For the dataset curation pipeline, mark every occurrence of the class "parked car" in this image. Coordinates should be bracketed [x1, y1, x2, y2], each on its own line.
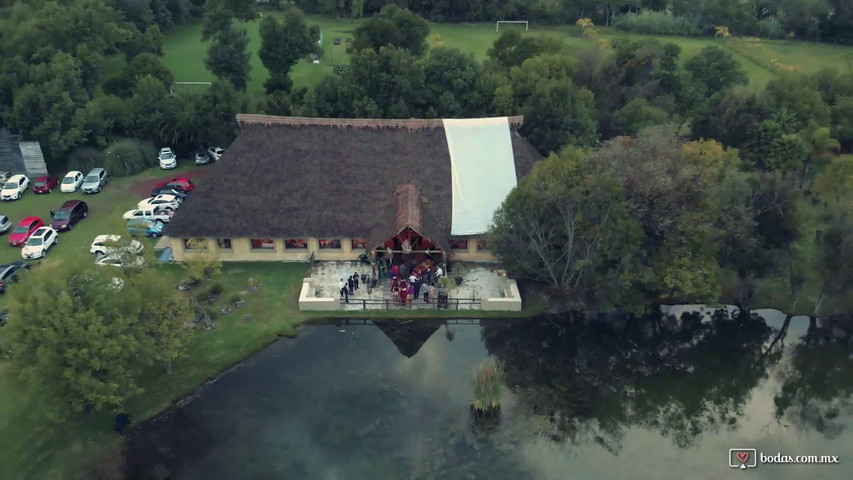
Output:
[122, 206, 175, 223]
[193, 150, 208, 165]
[61, 171, 84, 193]
[0, 171, 11, 183]
[158, 147, 177, 169]
[0, 262, 30, 294]
[138, 194, 181, 211]
[32, 175, 60, 194]
[0, 309, 7, 326]
[95, 253, 145, 269]
[90, 235, 144, 256]
[0, 215, 11, 234]
[206, 146, 225, 163]
[50, 199, 88, 231]
[8, 217, 44, 247]
[127, 218, 165, 237]
[81, 168, 109, 194]
[1, 174, 29, 201]
[153, 177, 194, 193]
[151, 186, 190, 199]
[21, 226, 58, 259]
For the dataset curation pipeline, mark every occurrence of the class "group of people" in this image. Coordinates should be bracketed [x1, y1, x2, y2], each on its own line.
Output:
[338, 271, 373, 303]
[389, 262, 443, 306]
[338, 260, 445, 307]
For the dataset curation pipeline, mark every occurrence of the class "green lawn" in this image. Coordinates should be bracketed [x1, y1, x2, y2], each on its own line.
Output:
[161, 15, 853, 99]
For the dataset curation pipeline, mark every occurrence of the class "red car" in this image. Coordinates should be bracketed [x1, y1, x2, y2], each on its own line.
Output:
[154, 177, 195, 192]
[32, 175, 60, 194]
[9, 217, 44, 247]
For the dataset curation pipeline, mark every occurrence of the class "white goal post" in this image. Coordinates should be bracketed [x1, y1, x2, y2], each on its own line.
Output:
[496, 20, 529, 32]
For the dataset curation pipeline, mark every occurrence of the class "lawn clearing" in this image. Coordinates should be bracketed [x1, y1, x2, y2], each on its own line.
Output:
[161, 15, 853, 100]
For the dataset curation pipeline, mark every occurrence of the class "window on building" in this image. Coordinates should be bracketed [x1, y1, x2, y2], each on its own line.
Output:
[217, 238, 232, 250]
[251, 238, 275, 250]
[449, 238, 468, 250]
[477, 238, 489, 251]
[285, 238, 308, 249]
[351, 238, 368, 249]
[319, 238, 341, 249]
[184, 238, 205, 250]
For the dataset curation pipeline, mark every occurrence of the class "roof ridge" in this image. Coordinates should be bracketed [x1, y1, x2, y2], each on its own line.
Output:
[236, 115, 525, 130]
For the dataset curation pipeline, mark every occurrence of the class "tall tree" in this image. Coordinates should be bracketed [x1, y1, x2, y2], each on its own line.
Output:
[204, 22, 251, 91]
[423, 47, 483, 117]
[685, 46, 748, 96]
[491, 148, 639, 299]
[258, 8, 318, 93]
[202, 0, 256, 40]
[349, 5, 429, 56]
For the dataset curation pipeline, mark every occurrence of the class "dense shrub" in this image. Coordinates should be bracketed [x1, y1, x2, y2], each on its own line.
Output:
[67, 147, 106, 173]
[103, 139, 156, 177]
[757, 19, 785, 39]
[612, 11, 700, 36]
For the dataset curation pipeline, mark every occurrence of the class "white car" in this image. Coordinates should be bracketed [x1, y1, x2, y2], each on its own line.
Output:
[90, 235, 144, 256]
[1, 174, 29, 201]
[205, 147, 225, 163]
[60, 171, 84, 193]
[21, 227, 58, 259]
[158, 147, 177, 169]
[122, 207, 175, 223]
[137, 194, 181, 211]
[95, 254, 145, 269]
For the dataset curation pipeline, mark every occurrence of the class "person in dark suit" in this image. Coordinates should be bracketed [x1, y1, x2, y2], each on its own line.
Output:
[347, 276, 354, 295]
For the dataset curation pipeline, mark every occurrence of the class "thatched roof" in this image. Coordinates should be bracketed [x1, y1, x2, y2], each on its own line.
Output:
[364, 183, 449, 251]
[166, 116, 541, 244]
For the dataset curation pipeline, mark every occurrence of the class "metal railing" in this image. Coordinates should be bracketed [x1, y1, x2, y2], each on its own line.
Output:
[340, 296, 481, 310]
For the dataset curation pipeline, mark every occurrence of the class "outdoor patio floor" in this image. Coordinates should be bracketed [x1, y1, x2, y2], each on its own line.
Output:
[309, 261, 509, 311]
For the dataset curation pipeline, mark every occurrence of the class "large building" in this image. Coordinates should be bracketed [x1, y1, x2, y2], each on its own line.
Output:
[165, 115, 541, 262]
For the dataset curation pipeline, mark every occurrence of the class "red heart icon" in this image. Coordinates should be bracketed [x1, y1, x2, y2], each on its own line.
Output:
[736, 452, 749, 464]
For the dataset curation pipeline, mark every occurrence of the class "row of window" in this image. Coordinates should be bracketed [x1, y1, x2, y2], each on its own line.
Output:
[184, 238, 488, 251]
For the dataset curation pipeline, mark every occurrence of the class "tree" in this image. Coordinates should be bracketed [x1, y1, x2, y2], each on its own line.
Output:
[349, 5, 429, 56]
[423, 47, 482, 117]
[258, 8, 318, 92]
[812, 209, 853, 316]
[491, 148, 638, 299]
[161, 80, 246, 145]
[611, 98, 670, 136]
[128, 74, 171, 140]
[202, 0, 256, 40]
[6, 265, 148, 418]
[204, 22, 251, 91]
[135, 269, 192, 375]
[329, 46, 427, 118]
[685, 46, 748, 96]
[486, 30, 562, 71]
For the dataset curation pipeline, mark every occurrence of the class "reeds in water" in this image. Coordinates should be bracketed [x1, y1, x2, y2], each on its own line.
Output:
[471, 359, 505, 415]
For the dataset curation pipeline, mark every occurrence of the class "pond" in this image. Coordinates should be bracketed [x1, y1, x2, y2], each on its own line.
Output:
[125, 309, 852, 479]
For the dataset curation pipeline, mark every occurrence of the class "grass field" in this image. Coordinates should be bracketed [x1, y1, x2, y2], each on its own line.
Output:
[160, 14, 853, 99]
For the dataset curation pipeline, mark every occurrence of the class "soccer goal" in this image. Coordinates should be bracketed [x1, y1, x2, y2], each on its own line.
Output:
[496, 20, 529, 32]
[170, 81, 212, 97]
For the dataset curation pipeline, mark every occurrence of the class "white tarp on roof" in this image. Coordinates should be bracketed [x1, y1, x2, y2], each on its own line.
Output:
[443, 117, 517, 235]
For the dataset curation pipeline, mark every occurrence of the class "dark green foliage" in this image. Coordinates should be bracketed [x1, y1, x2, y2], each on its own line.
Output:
[104, 138, 157, 176]
[423, 47, 483, 117]
[208, 282, 225, 297]
[202, 0, 256, 41]
[258, 8, 318, 81]
[204, 22, 251, 91]
[350, 5, 429, 56]
[685, 46, 748, 96]
[486, 30, 562, 70]
[613, 10, 701, 36]
[611, 98, 670, 136]
[68, 146, 106, 173]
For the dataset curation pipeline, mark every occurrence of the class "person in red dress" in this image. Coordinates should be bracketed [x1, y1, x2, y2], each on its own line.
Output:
[399, 280, 408, 305]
